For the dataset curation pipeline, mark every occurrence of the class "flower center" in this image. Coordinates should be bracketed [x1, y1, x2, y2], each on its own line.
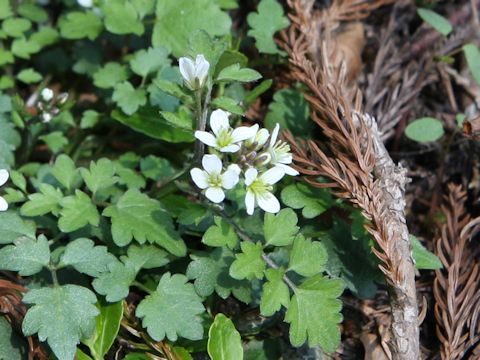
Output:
[270, 141, 291, 163]
[216, 128, 234, 148]
[207, 173, 223, 188]
[247, 179, 272, 196]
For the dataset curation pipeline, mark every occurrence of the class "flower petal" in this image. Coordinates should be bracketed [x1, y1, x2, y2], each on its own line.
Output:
[247, 124, 259, 141]
[277, 163, 299, 176]
[0, 196, 8, 211]
[210, 109, 230, 136]
[269, 123, 280, 147]
[179, 57, 195, 85]
[227, 164, 241, 176]
[231, 126, 257, 143]
[245, 168, 258, 186]
[190, 168, 209, 189]
[257, 192, 280, 214]
[259, 167, 285, 185]
[0, 169, 9, 187]
[205, 187, 225, 203]
[194, 131, 217, 147]
[219, 144, 240, 153]
[202, 154, 222, 174]
[245, 190, 255, 215]
[195, 55, 210, 83]
[256, 128, 270, 148]
[221, 170, 239, 189]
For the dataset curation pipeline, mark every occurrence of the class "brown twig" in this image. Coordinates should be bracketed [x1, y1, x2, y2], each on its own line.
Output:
[433, 184, 480, 359]
[278, 1, 420, 358]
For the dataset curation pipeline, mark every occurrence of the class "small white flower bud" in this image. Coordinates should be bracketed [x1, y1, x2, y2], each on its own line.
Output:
[41, 88, 54, 102]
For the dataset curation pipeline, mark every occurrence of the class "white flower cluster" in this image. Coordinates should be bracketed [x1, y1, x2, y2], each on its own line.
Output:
[190, 109, 298, 215]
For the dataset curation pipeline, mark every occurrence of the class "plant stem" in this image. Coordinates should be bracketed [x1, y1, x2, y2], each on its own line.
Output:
[133, 281, 153, 295]
[194, 89, 204, 163]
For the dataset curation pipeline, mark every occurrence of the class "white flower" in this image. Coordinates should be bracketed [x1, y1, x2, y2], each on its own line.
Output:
[41, 113, 52, 123]
[41, 88, 54, 102]
[245, 124, 269, 150]
[179, 54, 210, 90]
[190, 154, 239, 203]
[0, 169, 9, 211]
[77, 0, 93, 7]
[268, 123, 299, 176]
[244, 167, 284, 215]
[195, 109, 256, 153]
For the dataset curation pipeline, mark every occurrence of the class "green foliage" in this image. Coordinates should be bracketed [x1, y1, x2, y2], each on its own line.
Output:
[60, 238, 116, 277]
[281, 183, 332, 218]
[405, 117, 445, 143]
[59, 190, 100, 232]
[0, 235, 50, 276]
[80, 158, 119, 195]
[136, 273, 205, 341]
[208, 314, 244, 360]
[39, 131, 68, 153]
[130, 47, 170, 78]
[260, 268, 290, 316]
[202, 216, 239, 248]
[0, 211, 36, 244]
[103, 0, 144, 36]
[153, 0, 231, 57]
[247, 0, 289, 55]
[93, 63, 129, 89]
[288, 235, 327, 277]
[103, 189, 186, 256]
[20, 184, 63, 216]
[112, 82, 147, 115]
[59, 12, 103, 40]
[22, 285, 99, 360]
[83, 301, 123, 360]
[264, 208, 299, 246]
[410, 235, 443, 270]
[230, 242, 266, 280]
[52, 154, 82, 191]
[0, 316, 26, 360]
[17, 68, 41, 83]
[417, 8, 452, 36]
[463, 43, 480, 86]
[285, 276, 344, 352]
[92, 260, 137, 302]
[217, 64, 262, 83]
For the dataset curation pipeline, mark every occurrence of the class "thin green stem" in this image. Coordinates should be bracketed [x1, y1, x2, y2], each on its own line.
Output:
[133, 281, 154, 295]
[50, 268, 59, 287]
[194, 89, 204, 163]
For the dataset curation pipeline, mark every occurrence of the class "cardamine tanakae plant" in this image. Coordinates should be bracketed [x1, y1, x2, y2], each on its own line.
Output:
[0, 1, 444, 359]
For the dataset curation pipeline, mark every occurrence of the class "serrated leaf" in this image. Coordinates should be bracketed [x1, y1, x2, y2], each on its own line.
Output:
[112, 82, 147, 115]
[59, 11, 103, 40]
[281, 183, 332, 218]
[80, 158, 118, 195]
[130, 47, 170, 78]
[186, 247, 251, 302]
[92, 260, 137, 302]
[264, 88, 313, 137]
[207, 314, 243, 360]
[264, 208, 298, 246]
[285, 275, 344, 352]
[140, 155, 175, 180]
[247, 0, 289, 54]
[17, 3, 48, 22]
[30, 27, 59, 47]
[152, 0, 231, 57]
[136, 273, 205, 341]
[203, 216, 239, 248]
[111, 107, 194, 143]
[0, 48, 14, 66]
[22, 285, 99, 360]
[405, 117, 444, 143]
[260, 268, 290, 316]
[126, 244, 170, 270]
[463, 43, 480, 86]
[84, 301, 123, 360]
[217, 64, 262, 83]
[60, 238, 117, 277]
[417, 8, 452, 36]
[322, 220, 381, 299]
[0, 211, 36, 244]
[0, 235, 50, 276]
[39, 131, 68, 153]
[187, 30, 228, 73]
[11, 37, 40, 59]
[410, 235, 443, 270]
[20, 183, 63, 217]
[288, 234, 327, 277]
[230, 242, 265, 280]
[80, 110, 100, 129]
[103, 0, 144, 35]
[59, 190, 100, 232]
[93, 63, 129, 89]
[103, 189, 186, 256]
[0, 0, 13, 19]
[114, 162, 146, 189]
[52, 154, 82, 191]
